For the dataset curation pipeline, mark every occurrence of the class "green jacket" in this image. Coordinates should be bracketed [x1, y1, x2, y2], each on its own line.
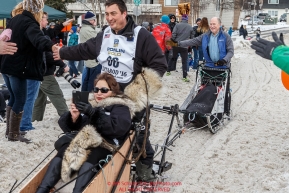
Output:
[272, 45, 289, 74]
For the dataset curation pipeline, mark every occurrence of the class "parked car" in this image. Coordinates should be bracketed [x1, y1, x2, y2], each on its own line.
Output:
[280, 13, 287, 22]
[257, 13, 270, 21]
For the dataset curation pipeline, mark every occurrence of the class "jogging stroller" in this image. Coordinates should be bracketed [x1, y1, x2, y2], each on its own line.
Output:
[180, 64, 232, 133]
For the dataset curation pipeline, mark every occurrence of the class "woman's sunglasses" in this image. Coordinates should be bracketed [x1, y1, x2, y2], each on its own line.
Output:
[93, 87, 110, 93]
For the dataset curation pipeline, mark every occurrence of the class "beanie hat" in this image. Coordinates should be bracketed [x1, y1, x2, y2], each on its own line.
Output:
[141, 22, 149, 29]
[196, 18, 201, 23]
[85, 11, 96, 21]
[71, 26, 77, 33]
[182, 14, 189, 21]
[23, 0, 44, 13]
[161, 15, 170, 24]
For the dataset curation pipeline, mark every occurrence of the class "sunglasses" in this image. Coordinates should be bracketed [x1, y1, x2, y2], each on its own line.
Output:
[93, 87, 111, 93]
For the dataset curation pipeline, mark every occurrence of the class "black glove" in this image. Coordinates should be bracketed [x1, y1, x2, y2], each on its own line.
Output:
[70, 80, 81, 89]
[55, 67, 65, 77]
[279, 33, 285, 45]
[251, 32, 284, 60]
[75, 102, 95, 117]
[215, 59, 226, 66]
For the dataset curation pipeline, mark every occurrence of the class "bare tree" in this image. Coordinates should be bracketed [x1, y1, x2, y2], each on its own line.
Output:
[88, 0, 104, 27]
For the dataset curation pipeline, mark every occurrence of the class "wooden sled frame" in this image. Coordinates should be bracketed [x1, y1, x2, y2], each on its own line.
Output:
[19, 130, 135, 193]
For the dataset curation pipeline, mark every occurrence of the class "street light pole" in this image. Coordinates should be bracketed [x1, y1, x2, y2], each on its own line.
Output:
[134, 0, 141, 24]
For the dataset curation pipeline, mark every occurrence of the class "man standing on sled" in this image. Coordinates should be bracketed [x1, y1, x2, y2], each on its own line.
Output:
[53, 0, 167, 188]
[167, 17, 234, 115]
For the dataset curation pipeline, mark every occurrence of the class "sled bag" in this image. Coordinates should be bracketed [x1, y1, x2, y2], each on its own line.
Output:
[186, 83, 217, 115]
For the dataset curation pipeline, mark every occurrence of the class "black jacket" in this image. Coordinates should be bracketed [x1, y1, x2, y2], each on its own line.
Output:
[59, 15, 167, 90]
[58, 103, 131, 145]
[0, 10, 53, 81]
[168, 22, 176, 32]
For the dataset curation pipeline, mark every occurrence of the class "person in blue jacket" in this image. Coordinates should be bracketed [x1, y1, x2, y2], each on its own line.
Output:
[228, 27, 234, 37]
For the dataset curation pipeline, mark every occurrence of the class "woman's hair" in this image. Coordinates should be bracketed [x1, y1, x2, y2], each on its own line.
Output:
[197, 17, 209, 33]
[11, 2, 43, 23]
[12, 2, 24, 17]
[94, 73, 122, 95]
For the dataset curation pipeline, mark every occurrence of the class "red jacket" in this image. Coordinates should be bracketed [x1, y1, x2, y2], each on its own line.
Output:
[152, 23, 172, 53]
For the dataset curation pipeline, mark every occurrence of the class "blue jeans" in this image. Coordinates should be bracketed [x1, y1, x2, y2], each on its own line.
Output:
[81, 64, 102, 92]
[2, 74, 27, 113]
[68, 60, 79, 76]
[192, 47, 198, 69]
[77, 60, 84, 73]
[20, 79, 40, 131]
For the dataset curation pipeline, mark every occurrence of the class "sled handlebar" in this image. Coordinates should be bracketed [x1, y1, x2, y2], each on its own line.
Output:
[149, 104, 171, 111]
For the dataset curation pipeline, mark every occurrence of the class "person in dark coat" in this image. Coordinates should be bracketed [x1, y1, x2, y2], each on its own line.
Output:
[239, 25, 247, 39]
[36, 69, 162, 192]
[0, 1, 54, 142]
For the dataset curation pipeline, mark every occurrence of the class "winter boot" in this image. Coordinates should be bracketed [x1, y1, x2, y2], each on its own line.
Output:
[36, 157, 62, 193]
[72, 162, 97, 193]
[8, 110, 30, 143]
[5, 106, 26, 138]
[136, 161, 156, 182]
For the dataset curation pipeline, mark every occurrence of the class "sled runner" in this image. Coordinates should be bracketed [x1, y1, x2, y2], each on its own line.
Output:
[180, 65, 232, 133]
[19, 130, 135, 193]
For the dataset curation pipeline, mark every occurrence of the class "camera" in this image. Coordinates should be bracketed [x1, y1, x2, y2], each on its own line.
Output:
[55, 67, 81, 89]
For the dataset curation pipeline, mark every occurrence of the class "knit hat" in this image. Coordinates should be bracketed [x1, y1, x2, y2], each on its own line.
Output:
[71, 26, 77, 33]
[85, 11, 96, 21]
[196, 18, 201, 23]
[23, 0, 44, 13]
[182, 14, 189, 21]
[141, 22, 149, 29]
[161, 15, 170, 24]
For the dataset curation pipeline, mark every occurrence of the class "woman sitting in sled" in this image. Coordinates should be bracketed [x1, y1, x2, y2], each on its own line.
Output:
[36, 73, 134, 193]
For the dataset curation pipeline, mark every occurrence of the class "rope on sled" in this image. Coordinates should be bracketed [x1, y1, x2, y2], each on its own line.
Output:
[9, 149, 56, 193]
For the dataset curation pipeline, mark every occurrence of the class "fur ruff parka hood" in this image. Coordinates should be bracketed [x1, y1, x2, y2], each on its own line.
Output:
[61, 67, 163, 182]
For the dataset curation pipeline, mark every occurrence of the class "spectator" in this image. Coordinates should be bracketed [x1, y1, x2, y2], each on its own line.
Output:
[228, 26, 234, 37]
[1, 0, 55, 142]
[141, 22, 150, 32]
[255, 27, 261, 40]
[166, 14, 194, 82]
[152, 15, 172, 55]
[32, 11, 69, 122]
[67, 26, 80, 78]
[80, 11, 102, 92]
[168, 14, 177, 32]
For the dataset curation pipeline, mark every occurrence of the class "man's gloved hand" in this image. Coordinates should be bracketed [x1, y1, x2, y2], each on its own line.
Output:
[76, 102, 95, 117]
[251, 32, 284, 60]
[70, 80, 81, 89]
[166, 40, 178, 47]
[215, 59, 226, 66]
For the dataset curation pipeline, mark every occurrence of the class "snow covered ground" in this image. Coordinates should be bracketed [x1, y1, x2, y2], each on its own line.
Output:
[1, 25, 289, 193]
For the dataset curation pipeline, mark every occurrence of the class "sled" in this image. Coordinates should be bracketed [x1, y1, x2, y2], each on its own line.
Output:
[19, 130, 135, 193]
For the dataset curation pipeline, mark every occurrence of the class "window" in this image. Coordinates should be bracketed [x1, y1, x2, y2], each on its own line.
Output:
[268, 0, 279, 4]
[268, 10, 278, 16]
[165, 0, 178, 6]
